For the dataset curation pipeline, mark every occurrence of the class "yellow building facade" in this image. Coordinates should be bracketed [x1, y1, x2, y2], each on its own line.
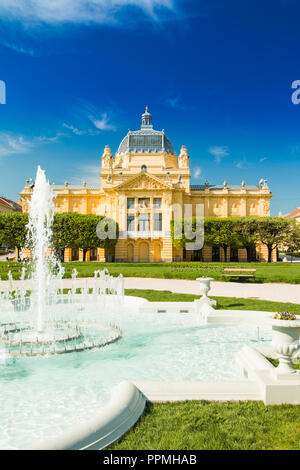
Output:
[21, 108, 273, 262]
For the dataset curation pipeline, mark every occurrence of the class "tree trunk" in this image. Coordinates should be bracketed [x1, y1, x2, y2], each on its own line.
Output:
[268, 245, 272, 263]
[223, 245, 228, 262]
[246, 246, 251, 262]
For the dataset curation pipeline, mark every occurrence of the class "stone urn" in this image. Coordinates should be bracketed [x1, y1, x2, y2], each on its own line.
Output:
[271, 317, 300, 375]
[195, 277, 216, 316]
[196, 277, 214, 300]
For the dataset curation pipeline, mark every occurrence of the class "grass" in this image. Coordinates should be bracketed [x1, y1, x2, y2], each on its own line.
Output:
[1, 260, 300, 283]
[3, 285, 300, 449]
[109, 401, 300, 450]
[125, 289, 300, 314]
[110, 290, 300, 450]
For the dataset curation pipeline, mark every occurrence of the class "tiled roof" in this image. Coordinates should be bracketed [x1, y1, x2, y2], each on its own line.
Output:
[0, 196, 22, 211]
[285, 208, 300, 218]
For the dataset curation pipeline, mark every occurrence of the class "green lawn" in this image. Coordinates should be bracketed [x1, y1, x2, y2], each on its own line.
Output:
[125, 289, 300, 313]
[110, 290, 300, 450]
[109, 401, 300, 450]
[1, 260, 300, 283]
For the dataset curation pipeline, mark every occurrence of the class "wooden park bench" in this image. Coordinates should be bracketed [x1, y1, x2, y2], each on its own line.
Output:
[222, 268, 256, 280]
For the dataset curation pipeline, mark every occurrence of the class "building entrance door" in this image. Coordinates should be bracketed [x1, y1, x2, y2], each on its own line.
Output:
[154, 243, 161, 262]
[139, 242, 149, 262]
[128, 244, 134, 262]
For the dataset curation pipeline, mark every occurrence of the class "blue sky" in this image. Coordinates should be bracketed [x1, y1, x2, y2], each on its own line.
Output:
[0, 0, 300, 215]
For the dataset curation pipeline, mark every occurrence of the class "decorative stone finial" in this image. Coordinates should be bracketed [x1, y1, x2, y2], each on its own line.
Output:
[241, 181, 245, 188]
[65, 181, 69, 187]
[205, 180, 209, 187]
[141, 106, 153, 128]
[83, 181, 87, 188]
[102, 145, 113, 168]
[223, 180, 227, 189]
[179, 145, 189, 169]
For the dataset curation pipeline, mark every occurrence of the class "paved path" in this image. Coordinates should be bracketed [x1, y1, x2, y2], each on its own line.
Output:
[123, 278, 300, 304]
[1, 277, 300, 304]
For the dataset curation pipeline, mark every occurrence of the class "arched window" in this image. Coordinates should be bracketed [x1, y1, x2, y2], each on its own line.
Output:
[141, 164, 147, 172]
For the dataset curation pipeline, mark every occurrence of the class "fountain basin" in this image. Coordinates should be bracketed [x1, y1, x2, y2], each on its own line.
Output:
[0, 295, 277, 450]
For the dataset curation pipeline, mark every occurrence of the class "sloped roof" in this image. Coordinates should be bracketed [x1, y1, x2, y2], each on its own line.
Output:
[285, 207, 300, 218]
[0, 196, 22, 211]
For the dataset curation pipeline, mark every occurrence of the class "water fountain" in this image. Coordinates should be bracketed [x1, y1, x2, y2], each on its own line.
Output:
[0, 166, 123, 359]
[1, 167, 299, 450]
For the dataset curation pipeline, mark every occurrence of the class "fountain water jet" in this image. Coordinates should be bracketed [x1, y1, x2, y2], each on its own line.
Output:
[0, 166, 124, 358]
[27, 166, 55, 333]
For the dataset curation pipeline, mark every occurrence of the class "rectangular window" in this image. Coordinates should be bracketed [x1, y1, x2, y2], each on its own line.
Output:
[127, 198, 135, 209]
[153, 198, 161, 209]
[138, 213, 150, 231]
[154, 213, 162, 231]
[127, 214, 135, 231]
[138, 198, 150, 209]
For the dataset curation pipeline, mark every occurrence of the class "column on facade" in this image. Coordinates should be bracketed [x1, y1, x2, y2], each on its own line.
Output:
[241, 197, 247, 216]
[203, 245, 212, 262]
[223, 196, 228, 217]
[64, 248, 72, 262]
[97, 247, 106, 262]
[238, 248, 248, 262]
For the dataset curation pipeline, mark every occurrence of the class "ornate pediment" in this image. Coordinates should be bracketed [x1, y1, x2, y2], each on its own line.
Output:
[114, 172, 173, 191]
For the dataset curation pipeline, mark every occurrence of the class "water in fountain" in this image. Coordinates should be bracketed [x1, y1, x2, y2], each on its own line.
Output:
[0, 166, 124, 358]
[27, 166, 56, 334]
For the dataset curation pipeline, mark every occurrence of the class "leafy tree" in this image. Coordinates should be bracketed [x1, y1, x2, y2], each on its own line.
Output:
[51, 213, 79, 261]
[255, 217, 292, 263]
[171, 216, 239, 261]
[234, 217, 260, 262]
[0, 212, 29, 258]
[204, 217, 240, 262]
[52, 213, 119, 262]
[282, 220, 300, 262]
[170, 217, 204, 250]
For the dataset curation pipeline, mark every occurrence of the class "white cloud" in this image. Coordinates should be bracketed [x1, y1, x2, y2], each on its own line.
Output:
[63, 123, 86, 135]
[165, 96, 181, 108]
[193, 167, 201, 179]
[90, 113, 116, 131]
[0, 131, 62, 157]
[0, 0, 174, 25]
[0, 133, 32, 157]
[2, 41, 36, 56]
[36, 132, 65, 142]
[70, 163, 101, 185]
[208, 146, 229, 164]
[236, 157, 249, 169]
[259, 156, 267, 163]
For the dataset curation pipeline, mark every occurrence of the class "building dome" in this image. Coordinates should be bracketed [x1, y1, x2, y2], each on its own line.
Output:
[116, 107, 176, 156]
